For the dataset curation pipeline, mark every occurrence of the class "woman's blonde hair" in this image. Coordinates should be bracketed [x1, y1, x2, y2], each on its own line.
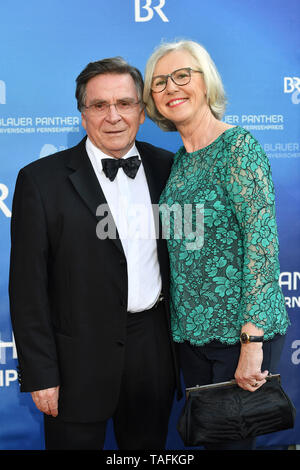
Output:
[143, 40, 227, 131]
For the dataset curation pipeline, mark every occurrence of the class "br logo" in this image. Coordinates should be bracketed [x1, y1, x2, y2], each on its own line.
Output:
[0, 184, 11, 218]
[0, 80, 6, 104]
[39, 144, 66, 158]
[135, 0, 169, 22]
[40, 144, 58, 158]
[284, 77, 300, 104]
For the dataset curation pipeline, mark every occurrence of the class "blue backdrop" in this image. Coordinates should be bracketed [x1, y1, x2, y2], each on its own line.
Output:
[0, 0, 299, 450]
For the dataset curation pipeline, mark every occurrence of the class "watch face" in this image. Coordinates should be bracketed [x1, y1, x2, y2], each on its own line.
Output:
[240, 333, 249, 343]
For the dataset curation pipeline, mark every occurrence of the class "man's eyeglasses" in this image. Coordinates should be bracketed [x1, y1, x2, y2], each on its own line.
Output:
[151, 67, 203, 93]
[83, 99, 142, 115]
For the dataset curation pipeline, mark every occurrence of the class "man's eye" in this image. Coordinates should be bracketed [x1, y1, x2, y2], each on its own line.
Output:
[94, 103, 106, 110]
[118, 101, 131, 109]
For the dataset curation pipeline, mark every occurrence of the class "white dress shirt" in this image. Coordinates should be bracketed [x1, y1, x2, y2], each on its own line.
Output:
[86, 137, 162, 312]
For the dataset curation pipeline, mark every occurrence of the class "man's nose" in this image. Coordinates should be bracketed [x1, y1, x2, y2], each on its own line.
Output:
[105, 104, 122, 122]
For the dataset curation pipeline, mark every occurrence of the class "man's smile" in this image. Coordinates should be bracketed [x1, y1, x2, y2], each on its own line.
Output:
[104, 129, 126, 134]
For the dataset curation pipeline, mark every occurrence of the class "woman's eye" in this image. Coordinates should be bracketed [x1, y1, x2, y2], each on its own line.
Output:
[154, 79, 166, 87]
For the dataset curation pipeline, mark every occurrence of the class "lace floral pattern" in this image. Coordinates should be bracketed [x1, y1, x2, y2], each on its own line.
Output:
[159, 126, 289, 345]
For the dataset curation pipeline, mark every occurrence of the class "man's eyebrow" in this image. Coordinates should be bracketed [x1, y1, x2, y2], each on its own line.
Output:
[88, 97, 136, 104]
[88, 98, 107, 105]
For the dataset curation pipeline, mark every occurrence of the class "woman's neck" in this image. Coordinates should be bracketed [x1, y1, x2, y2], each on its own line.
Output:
[177, 108, 233, 153]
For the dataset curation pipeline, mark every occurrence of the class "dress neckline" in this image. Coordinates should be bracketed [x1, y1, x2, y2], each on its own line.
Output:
[180, 125, 242, 156]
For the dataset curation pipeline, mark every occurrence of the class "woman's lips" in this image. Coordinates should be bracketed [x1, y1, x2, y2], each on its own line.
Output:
[167, 98, 188, 108]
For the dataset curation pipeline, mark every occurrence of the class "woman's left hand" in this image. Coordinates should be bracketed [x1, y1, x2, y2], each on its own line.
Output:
[234, 342, 269, 392]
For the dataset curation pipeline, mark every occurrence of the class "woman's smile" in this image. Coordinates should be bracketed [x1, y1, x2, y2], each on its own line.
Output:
[166, 98, 188, 107]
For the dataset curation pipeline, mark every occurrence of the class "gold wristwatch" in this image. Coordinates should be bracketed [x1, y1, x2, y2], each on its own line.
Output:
[240, 332, 264, 344]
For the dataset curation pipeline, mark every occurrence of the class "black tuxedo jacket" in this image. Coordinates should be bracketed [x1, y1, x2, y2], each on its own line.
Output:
[9, 137, 179, 422]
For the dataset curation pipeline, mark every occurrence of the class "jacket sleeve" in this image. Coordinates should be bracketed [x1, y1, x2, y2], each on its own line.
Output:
[9, 168, 60, 392]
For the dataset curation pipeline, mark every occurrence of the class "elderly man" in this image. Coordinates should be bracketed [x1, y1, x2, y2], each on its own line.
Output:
[9, 57, 179, 450]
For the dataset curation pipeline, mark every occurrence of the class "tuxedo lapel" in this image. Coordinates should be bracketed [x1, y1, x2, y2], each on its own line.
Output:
[65, 139, 169, 258]
[136, 141, 166, 264]
[66, 138, 124, 254]
[136, 141, 161, 206]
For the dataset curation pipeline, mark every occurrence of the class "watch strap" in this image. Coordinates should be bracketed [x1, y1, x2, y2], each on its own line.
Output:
[240, 333, 264, 344]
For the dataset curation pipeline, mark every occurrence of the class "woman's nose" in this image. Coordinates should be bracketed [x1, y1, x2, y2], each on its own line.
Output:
[165, 76, 180, 93]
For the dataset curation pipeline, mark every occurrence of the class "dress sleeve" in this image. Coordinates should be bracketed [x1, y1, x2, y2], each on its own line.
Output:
[225, 130, 288, 335]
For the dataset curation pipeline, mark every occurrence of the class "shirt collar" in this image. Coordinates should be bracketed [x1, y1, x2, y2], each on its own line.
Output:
[86, 137, 140, 162]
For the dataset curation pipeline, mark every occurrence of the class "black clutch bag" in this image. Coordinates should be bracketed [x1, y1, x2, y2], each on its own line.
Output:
[177, 374, 296, 446]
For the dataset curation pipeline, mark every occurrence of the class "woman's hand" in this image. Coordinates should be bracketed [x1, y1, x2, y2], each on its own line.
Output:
[234, 342, 268, 391]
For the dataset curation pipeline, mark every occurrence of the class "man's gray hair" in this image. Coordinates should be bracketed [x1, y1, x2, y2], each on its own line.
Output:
[75, 57, 144, 112]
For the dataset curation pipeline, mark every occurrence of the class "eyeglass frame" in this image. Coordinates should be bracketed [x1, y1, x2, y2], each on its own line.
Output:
[83, 99, 143, 115]
[151, 67, 203, 93]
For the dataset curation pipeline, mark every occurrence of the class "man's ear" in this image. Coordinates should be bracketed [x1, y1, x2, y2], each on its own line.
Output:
[139, 108, 146, 125]
[81, 112, 87, 131]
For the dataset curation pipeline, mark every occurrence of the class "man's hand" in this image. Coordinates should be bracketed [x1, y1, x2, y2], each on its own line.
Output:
[31, 386, 60, 417]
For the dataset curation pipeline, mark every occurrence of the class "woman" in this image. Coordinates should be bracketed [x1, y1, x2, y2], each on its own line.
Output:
[143, 40, 290, 450]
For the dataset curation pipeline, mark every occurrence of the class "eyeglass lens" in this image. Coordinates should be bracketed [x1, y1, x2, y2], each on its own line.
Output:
[152, 68, 192, 92]
[86, 100, 140, 114]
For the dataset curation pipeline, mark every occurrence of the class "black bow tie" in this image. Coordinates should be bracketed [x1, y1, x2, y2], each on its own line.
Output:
[101, 155, 141, 181]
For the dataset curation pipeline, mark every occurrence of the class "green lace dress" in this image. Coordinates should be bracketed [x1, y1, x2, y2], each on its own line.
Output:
[159, 126, 290, 346]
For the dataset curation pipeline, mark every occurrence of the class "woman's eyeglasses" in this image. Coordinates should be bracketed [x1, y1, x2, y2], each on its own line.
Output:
[151, 67, 203, 93]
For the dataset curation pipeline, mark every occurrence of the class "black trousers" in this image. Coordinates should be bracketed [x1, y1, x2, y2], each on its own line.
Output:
[179, 334, 286, 450]
[44, 301, 175, 450]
